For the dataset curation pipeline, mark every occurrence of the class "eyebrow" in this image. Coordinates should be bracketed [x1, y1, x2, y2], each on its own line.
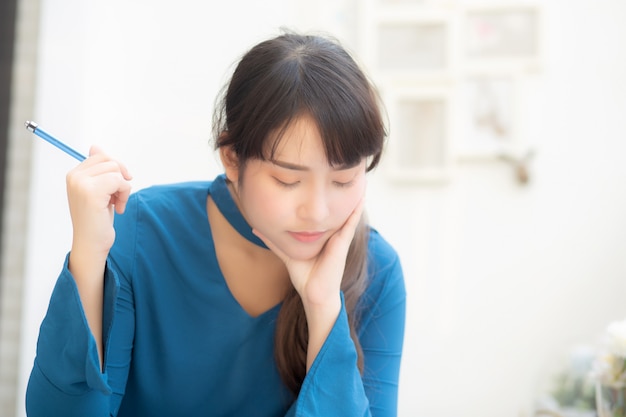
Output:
[271, 159, 361, 171]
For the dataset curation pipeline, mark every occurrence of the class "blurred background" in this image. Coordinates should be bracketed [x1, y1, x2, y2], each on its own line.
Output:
[1, 0, 626, 416]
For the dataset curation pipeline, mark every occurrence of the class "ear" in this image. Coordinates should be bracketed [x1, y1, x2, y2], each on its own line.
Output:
[219, 145, 240, 183]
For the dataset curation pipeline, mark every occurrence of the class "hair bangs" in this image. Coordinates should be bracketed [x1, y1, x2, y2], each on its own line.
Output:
[215, 33, 386, 173]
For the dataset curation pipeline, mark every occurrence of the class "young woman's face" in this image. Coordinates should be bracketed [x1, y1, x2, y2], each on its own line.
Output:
[230, 115, 367, 261]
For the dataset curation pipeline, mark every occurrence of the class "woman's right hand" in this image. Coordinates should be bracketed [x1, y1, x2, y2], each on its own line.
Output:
[66, 146, 133, 263]
[65, 146, 132, 368]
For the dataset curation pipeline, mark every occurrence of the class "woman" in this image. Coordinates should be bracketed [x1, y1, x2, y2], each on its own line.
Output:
[26, 32, 406, 416]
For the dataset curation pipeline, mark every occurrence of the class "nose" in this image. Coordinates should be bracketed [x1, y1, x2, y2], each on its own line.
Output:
[297, 185, 330, 223]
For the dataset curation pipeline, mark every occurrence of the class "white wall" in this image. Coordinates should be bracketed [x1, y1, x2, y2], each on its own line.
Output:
[367, 1, 626, 415]
[16, 0, 626, 416]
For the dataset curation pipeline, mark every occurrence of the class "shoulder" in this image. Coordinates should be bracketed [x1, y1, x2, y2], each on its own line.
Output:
[363, 227, 406, 309]
[114, 181, 210, 234]
[110, 181, 213, 274]
[122, 181, 209, 217]
[131, 181, 210, 206]
[367, 228, 401, 272]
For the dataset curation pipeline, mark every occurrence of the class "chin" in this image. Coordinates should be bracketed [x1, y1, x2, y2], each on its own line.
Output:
[281, 242, 326, 261]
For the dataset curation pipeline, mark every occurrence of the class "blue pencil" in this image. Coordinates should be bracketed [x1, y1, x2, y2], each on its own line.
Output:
[25, 121, 86, 161]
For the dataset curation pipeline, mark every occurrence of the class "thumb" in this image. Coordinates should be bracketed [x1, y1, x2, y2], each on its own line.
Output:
[89, 145, 105, 157]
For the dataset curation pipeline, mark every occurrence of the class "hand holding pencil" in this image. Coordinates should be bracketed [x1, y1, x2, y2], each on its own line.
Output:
[25, 120, 132, 255]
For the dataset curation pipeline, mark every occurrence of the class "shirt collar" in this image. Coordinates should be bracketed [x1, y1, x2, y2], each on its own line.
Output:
[209, 174, 268, 249]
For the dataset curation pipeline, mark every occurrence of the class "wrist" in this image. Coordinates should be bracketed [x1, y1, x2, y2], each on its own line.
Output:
[71, 229, 114, 258]
[302, 293, 342, 371]
[69, 243, 108, 279]
[302, 293, 342, 325]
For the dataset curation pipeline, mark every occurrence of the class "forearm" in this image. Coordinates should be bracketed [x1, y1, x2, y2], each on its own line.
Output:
[68, 245, 107, 370]
[291, 297, 372, 417]
[303, 293, 342, 371]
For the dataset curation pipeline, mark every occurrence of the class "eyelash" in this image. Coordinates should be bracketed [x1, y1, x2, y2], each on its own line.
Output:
[274, 177, 354, 189]
[333, 180, 354, 188]
[274, 178, 300, 188]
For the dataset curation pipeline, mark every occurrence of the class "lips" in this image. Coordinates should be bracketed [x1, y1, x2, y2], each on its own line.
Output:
[288, 231, 326, 243]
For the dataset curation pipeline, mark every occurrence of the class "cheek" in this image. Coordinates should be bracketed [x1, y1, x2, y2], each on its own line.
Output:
[331, 181, 366, 221]
[243, 187, 290, 225]
[264, 196, 290, 219]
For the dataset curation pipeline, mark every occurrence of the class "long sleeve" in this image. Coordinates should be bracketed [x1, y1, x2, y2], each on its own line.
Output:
[289, 232, 406, 417]
[26, 200, 138, 417]
[359, 252, 406, 416]
[25, 263, 119, 416]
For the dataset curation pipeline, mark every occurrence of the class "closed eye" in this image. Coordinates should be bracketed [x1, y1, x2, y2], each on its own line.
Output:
[333, 180, 355, 188]
[274, 177, 300, 188]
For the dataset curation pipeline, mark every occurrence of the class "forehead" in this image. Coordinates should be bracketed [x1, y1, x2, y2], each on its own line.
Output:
[267, 115, 325, 160]
[263, 113, 366, 170]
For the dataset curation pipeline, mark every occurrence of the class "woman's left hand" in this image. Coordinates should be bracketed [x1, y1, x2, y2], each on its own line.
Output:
[253, 198, 365, 309]
[254, 198, 365, 370]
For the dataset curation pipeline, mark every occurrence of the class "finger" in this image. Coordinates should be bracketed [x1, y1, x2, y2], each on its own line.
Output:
[118, 161, 133, 180]
[81, 160, 126, 177]
[76, 170, 131, 213]
[96, 170, 131, 195]
[337, 197, 365, 240]
[86, 146, 133, 180]
[111, 180, 133, 214]
[89, 145, 105, 157]
[323, 198, 365, 256]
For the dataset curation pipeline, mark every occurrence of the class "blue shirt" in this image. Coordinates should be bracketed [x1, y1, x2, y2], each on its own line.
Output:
[26, 175, 406, 416]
